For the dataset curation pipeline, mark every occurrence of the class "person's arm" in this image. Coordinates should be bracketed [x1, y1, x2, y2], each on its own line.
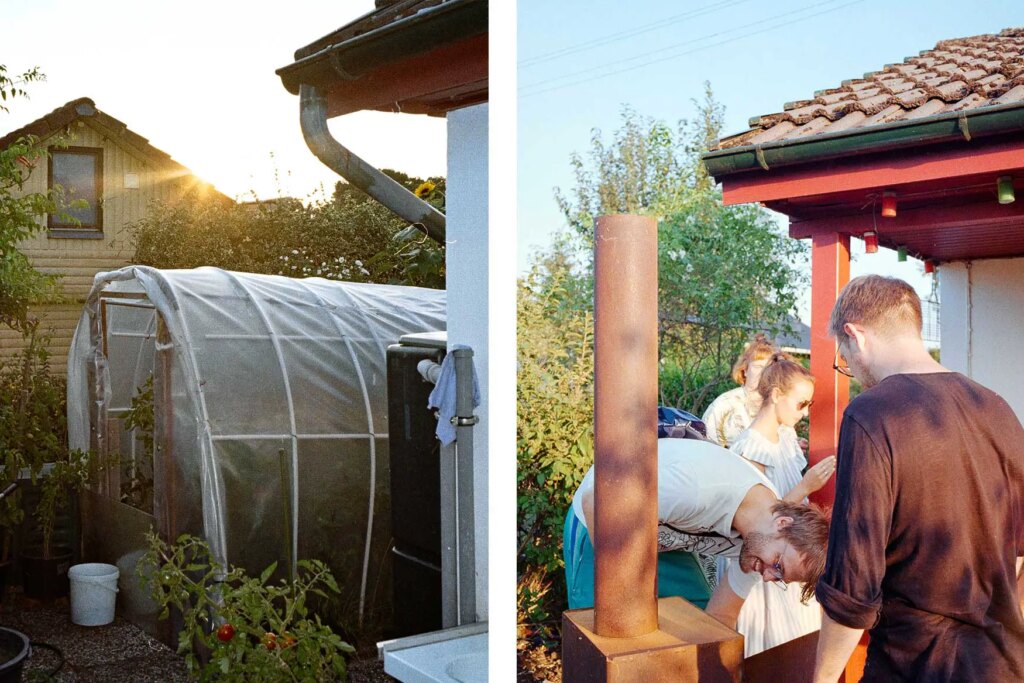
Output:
[704, 569, 746, 629]
[812, 613, 864, 683]
[814, 417, 890, 678]
[702, 401, 725, 446]
[784, 455, 837, 503]
[581, 487, 594, 534]
[1017, 556, 1023, 618]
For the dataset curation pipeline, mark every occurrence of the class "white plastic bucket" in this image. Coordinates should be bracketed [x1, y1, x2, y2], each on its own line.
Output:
[68, 563, 119, 626]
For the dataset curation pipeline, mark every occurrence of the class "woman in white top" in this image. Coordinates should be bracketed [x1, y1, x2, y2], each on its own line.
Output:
[702, 335, 777, 447]
[727, 352, 836, 657]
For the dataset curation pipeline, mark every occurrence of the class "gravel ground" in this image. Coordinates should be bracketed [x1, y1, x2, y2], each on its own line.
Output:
[0, 590, 395, 682]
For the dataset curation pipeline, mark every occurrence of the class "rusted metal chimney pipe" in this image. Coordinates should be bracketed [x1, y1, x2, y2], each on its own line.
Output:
[593, 214, 659, 638]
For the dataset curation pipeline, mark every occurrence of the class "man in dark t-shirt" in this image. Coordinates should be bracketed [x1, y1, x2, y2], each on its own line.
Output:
[813, 275, 1024, 682]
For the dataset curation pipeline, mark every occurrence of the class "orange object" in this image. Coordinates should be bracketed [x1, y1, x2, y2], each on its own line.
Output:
[808, 232, 850, 508]
[863, 230, 879, 253]
[881, 191, 897, 218]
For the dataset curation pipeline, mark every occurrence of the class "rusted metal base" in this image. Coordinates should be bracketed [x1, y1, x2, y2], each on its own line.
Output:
[743, 630, 818, 682]
[562, 597, 744, 682]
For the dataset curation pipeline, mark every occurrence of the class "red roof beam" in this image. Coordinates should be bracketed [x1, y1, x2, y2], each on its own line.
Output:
[789, 196, 1024, 239]
[720, 137, 1024, 206]
[322, 34, 487, 118]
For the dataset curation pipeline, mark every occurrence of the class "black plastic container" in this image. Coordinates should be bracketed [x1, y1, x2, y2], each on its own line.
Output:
[0, 627, 29, 683]
[386, 334, 446, 638]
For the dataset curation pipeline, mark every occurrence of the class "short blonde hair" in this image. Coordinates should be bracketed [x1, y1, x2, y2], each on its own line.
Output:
[757, 352, 814, 401]
[829, 275, 922, 343]
[731, 334, 778, 385]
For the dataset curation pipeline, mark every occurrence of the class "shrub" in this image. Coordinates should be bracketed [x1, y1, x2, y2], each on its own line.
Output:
[128, 171, 446, 289]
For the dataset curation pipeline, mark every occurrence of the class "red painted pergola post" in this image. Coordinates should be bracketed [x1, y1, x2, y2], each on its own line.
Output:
[808, 232, 850, 508]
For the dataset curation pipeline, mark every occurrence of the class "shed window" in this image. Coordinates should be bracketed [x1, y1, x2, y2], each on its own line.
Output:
[49, 147, 103, 231]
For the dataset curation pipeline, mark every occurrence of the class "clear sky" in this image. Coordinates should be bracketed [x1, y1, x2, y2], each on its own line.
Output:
[518, 0, 1022, 318]
[2, 0, 447, 201]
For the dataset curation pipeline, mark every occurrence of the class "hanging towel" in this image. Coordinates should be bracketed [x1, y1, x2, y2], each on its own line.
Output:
[427, 345, 481, 445]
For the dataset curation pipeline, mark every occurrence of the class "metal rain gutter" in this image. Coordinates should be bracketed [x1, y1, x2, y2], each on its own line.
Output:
[702, 100, 1024, 180]
[299, 84, 445, 244]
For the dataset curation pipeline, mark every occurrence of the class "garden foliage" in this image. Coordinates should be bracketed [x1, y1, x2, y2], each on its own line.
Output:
[129, 170, 446, 289]
[0, 64, 61, 331]
[143, 531, 355, 682]
[518, 90, 808, 638]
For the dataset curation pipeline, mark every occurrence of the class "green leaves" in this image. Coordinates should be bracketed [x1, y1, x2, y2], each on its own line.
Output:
[127, 170, 446, 290]
[140, 531, 353, 682]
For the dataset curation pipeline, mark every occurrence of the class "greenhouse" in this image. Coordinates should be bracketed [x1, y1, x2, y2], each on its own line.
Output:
[67, 266, 446, 633]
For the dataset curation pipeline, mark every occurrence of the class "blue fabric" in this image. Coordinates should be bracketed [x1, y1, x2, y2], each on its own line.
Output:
[563, 509, 713, 610]
[427, 345, 480, 445]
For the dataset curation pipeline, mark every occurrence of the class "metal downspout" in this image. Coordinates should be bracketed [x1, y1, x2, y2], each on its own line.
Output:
[298, 84, 446, 243]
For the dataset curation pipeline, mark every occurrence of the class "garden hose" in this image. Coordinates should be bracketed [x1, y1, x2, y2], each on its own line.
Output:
[28, 641, 64, 678]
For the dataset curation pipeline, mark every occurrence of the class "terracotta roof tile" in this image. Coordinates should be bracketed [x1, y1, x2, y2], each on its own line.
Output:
[816, 109, 867, 133]
[716, 26, 1024, 150]
[746, 120, 798, 145]
[995, 84, 1024, 103]
[859, 103, 907, 126]
[901, 98, 948, 119]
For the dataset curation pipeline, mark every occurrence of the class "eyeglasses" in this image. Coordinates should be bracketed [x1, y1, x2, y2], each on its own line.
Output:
[796, 399, 814, 411]
[833, 347, 854, 378]
[765, 556, 788, 591]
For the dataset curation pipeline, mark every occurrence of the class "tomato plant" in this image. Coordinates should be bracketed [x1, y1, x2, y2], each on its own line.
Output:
[142, 531, 354, 682]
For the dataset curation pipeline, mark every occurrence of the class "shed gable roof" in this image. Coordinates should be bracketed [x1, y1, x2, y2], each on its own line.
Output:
[716, 27, 1024, 151]
[1, 97, 190, 173]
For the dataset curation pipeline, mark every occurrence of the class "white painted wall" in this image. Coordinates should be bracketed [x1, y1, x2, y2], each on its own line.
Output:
[446, 103, 488, 620]
[940, 258, 1024, 420]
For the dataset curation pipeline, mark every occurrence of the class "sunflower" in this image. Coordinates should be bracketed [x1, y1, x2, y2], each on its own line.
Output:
[414, 181, 436, 198]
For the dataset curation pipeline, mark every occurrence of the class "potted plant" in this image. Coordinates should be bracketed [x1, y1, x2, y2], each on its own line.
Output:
[142, 531, 355, 681]
[0, 321, 67, 599]
[21, 448, 89, 600]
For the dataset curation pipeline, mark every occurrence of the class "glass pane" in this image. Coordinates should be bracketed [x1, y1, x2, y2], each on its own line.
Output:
[52, 152, 98, 225]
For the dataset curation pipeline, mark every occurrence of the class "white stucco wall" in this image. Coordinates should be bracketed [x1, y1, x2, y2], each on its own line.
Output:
[939, 258, 1024, 420]
[446, 103, 488, 620]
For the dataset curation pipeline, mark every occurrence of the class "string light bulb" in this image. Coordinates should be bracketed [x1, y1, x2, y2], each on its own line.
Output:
[897, 246, 907, 262]
[881, 191, 897, 218]
[998, 176, 1015, 205]
[863, 231, 879, 254]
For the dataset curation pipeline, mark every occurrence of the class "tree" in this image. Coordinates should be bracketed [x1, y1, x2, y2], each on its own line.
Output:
[554, 87, 807, 413]
[129, 170, 446, 289]
[0, 64, 61, 331]
[517, 231, 593, 636]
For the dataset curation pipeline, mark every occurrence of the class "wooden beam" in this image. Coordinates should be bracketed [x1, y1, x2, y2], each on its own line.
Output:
[808, 232, 849, 508]
[789, 197, 1024, 239]
[324, 34, 487, 118]
[721, 138, 1024, 206]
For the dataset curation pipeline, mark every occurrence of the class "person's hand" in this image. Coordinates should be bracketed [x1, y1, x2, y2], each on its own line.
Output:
[800, 455, 837, 494]
[798, 437, 809, 454]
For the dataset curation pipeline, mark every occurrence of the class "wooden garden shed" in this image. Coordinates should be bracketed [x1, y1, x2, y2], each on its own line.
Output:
[0, 98, 223, 371]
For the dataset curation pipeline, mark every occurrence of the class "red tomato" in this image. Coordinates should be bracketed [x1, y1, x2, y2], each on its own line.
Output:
[216, 623, 235, 642]
[281, 634, 297, 649]
[262, 632, 278, 650]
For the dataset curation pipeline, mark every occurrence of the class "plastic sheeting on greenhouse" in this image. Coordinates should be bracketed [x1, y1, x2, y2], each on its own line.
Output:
[67, 266, 446, 626]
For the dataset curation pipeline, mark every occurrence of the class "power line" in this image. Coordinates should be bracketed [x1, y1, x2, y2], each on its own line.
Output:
[520, 0, 863, 99]
[518, 0, 755, 69]
[520, 0, 851, 94]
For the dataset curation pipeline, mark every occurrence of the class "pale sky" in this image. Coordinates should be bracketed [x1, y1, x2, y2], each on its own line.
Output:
[518, 0, 1022, 319]
[2, 0, 448, 201]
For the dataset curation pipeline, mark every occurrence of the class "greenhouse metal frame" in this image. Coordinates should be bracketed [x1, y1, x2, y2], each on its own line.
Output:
[68, 266, 446, 626]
